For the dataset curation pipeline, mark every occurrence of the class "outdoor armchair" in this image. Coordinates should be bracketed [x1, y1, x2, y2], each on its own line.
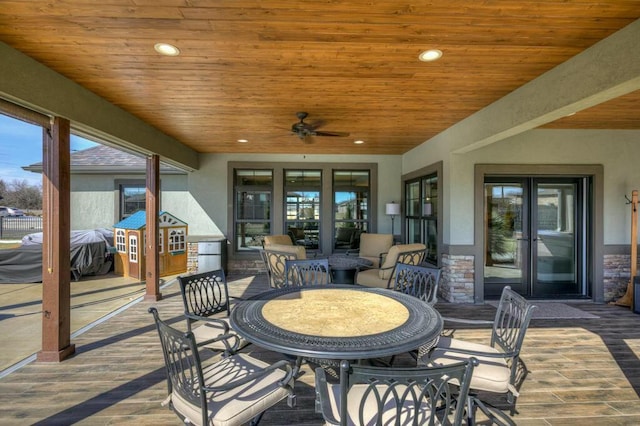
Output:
[315, 358, 477, 426]
[177, 269, 249, 356]
[355, 243, 426, 288]
[345, 233, 393, 268]
[263, 234, 294, 246]
[423, 286, 537, 425]
[149, 307, 296, 426]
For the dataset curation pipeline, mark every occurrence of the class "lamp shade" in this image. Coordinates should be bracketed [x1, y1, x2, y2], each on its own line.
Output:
[385, 202, 400, 216]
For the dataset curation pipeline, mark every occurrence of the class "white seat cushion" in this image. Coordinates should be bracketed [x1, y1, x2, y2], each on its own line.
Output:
[171, 353, 293, 426]
[427, 336, 511, 394]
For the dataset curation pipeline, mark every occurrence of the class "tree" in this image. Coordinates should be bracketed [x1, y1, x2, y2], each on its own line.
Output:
[0, 179, 42, 210]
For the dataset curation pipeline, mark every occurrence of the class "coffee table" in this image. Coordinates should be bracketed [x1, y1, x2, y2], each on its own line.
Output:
[327, 255, 373, 284]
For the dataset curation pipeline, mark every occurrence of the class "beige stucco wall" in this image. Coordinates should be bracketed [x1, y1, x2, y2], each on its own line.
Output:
[70, 174, 189, 231]
[70, 175, 116, 230]
[404, 128, 640, 246]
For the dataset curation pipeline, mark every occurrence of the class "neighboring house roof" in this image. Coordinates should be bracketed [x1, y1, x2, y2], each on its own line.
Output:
[114, 210, 187, 230]
[22, 144, 186, 174]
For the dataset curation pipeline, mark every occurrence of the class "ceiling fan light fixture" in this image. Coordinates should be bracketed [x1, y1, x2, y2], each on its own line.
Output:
[154, 42, 180, 56]
[419, 49, 443, 62]
[237, 139, 249, 143]
[354, 140, 365, 144]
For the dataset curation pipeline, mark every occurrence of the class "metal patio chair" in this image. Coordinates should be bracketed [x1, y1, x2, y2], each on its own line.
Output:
[261, 245, 306, 288]
[393, 262, 441, 306]
[177, 269, 249, 356]
[315, 358, 477, 426]
[149, 307, 296, 426]
[389, 262, 442, 364]
[284, 257, 331, 286]
[423, 286, 537, 425]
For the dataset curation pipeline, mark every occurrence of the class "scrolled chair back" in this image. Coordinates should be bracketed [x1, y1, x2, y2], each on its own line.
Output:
[315, 358, 477, 426]
[284, 258, 331, 286]
[393, 263, 441, 306]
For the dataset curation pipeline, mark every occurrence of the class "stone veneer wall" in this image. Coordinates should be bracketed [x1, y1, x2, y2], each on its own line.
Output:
[186, 242, 198, 274]
[428, 252, 633, 304]
[440, 254, 475, 303]
[603, 254, 634, 303]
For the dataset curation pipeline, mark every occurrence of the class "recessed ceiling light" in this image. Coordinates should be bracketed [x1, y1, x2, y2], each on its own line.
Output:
[237, 139, 249, 143]
[419, 49, 443, 62]
[354, 140, 365, 144]
[154, 43, 180, 56]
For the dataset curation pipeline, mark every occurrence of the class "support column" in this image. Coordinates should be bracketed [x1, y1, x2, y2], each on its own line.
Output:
[37, 117, 75, 362]
[145, 154, 161, 301]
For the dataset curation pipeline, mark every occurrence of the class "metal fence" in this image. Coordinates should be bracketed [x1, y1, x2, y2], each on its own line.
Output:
[0, 216, 43, 240]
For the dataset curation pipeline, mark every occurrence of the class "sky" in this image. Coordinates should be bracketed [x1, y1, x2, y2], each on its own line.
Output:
[0, 114, 98, 186]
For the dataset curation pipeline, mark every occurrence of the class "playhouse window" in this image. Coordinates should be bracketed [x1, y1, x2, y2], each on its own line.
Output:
[169, 228, 186, 252]
[116, 230, 126, 253]
[129, 235, 138, 263]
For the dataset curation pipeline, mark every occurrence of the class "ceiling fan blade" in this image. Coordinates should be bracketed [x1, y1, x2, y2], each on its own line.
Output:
[313, 131, 350, 137]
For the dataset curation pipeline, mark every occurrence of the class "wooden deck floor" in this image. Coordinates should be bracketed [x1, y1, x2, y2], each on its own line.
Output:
[0, 273, 638, 425]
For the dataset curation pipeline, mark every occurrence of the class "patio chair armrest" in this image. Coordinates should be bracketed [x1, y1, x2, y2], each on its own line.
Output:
[378, 251, 389, 265]
[441, 316, 494, 326]
[185, 313, 231, 333]
[204, 359, 294, 392]
[314, 367, 341, 425]
[196, 332, 241, 355]
[438, 346, 519, 360]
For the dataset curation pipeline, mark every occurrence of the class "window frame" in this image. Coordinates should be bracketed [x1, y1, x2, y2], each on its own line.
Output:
[402, 161, 443, 266]
[228, 162, 377, 256]
[233, 169, 274, 252]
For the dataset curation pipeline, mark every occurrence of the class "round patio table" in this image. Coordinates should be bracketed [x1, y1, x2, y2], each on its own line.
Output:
[229, 284, 442, 361]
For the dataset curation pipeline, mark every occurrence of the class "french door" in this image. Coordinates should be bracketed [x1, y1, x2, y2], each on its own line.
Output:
[484, 177, 590, 298]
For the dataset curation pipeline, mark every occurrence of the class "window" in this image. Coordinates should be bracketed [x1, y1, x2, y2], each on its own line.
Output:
[116, 229, 126, 253]
[230, 163, 376, 254]
[235, 169, 273, 251]
[285, 170, 321, 250]
[405, 173, 438, 264]
[128, 235, 138, 263]
[333, 170, 369, 250]
[169, 228, 186, 252]
[120, 183, 145, 219]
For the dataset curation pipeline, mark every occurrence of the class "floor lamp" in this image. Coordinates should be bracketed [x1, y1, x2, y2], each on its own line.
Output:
[385, 202, 400, 236]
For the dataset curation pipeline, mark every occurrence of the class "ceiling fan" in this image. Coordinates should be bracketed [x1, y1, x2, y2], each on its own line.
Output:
[290, 112, 350, 142]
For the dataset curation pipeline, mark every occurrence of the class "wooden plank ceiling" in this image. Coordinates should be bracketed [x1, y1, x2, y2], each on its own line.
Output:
[0, 1, 639, 155]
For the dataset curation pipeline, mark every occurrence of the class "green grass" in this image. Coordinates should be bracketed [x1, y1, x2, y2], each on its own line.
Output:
[0, 242, 21, 250]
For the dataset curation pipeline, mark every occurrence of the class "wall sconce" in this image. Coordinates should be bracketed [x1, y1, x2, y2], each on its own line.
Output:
[385, 202, 401, 235]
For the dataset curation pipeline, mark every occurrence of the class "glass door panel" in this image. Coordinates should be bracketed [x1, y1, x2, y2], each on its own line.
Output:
[484, 181, 527, 297]
[533, 181, 581, 297]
